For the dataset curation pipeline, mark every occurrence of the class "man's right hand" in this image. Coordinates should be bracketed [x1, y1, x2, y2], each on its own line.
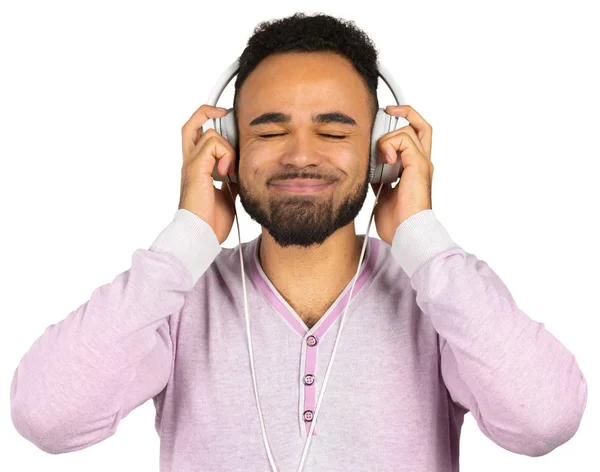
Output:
[179, 104, 239, 245]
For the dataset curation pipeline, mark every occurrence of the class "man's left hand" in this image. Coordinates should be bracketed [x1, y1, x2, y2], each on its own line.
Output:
[370, 105, 434, 245]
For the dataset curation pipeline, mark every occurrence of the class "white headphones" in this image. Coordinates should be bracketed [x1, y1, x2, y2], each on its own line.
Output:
[202, 56, 408, 472]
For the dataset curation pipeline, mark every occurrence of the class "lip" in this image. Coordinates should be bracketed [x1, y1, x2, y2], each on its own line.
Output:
[270, 179, 333, 193]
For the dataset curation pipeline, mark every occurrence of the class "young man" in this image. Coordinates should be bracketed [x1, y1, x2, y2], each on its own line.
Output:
[11, 12, 587, 472]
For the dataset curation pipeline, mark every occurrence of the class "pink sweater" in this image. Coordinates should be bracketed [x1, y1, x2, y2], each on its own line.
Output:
[10, 209, 587, 471]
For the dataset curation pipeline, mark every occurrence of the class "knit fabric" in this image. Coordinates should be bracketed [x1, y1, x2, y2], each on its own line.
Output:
[10, 209, 587, 471]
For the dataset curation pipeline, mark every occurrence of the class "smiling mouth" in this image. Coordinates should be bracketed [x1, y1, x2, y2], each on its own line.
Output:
[270, 179, 333, 193]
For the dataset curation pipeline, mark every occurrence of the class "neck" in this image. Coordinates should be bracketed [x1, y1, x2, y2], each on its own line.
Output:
[257, 225, 368, 320]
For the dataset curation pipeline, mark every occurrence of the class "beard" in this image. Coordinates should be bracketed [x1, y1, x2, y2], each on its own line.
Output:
[237, 164, 370, 248]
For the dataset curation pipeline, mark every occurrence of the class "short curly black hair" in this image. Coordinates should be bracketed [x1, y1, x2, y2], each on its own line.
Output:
[233, 12, 380, 129]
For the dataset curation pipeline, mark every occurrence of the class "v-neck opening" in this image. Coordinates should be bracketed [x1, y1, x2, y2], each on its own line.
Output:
[248, 234, 380, 339]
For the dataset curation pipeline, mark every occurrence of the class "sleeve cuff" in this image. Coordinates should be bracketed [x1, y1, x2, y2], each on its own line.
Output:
[390, 209, 460, 278]
[149, 209, 222, 285]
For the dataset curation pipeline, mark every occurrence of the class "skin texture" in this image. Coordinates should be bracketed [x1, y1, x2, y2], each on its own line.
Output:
[235, 51, 374, 325]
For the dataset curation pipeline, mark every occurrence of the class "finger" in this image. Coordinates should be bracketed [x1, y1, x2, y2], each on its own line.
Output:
[380, 132, 429, 170]
[193, 132, 237, 176]
[385, 105, 432, 159]
[382, 125, 425, 157]
[182, 104, 227, 158]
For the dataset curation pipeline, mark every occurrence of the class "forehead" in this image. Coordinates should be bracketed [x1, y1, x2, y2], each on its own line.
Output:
[237, 52, 371, 125]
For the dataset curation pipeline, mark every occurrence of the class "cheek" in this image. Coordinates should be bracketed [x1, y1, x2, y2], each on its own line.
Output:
[335, 147, 366, 176]
[238, 147, 271, 176]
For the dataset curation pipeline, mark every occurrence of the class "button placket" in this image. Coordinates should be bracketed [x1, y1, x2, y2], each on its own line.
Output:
[302, 334, 318, 436]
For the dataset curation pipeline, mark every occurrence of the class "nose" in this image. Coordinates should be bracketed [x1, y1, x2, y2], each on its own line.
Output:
[279, 130, 326, 172]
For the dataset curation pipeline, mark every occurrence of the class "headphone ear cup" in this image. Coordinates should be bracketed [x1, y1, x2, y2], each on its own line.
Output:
[369, 108, 404, 185]
[369, 109, 389, 184]
[212, 107, 238, 183]
[219, 108, 238, 151]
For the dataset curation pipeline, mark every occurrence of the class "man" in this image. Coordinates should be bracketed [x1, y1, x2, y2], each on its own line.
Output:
[11, 12, 587, 472]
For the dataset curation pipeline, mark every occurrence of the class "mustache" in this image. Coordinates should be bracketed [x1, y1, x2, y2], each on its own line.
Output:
[269, 174, 336, 184]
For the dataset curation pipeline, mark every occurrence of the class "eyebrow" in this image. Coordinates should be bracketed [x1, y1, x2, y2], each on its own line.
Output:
[249, 111, 358, 127]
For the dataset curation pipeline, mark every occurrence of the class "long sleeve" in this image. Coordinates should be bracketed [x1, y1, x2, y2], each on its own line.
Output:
[390, 209, 588, 457]
[10, 209, 221, 454]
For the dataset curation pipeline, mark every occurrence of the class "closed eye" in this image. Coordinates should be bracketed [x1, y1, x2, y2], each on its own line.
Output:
[258, 133, 347, 139]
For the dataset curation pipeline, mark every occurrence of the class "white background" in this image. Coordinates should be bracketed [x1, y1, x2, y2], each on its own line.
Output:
[1, 0, 597, 470]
